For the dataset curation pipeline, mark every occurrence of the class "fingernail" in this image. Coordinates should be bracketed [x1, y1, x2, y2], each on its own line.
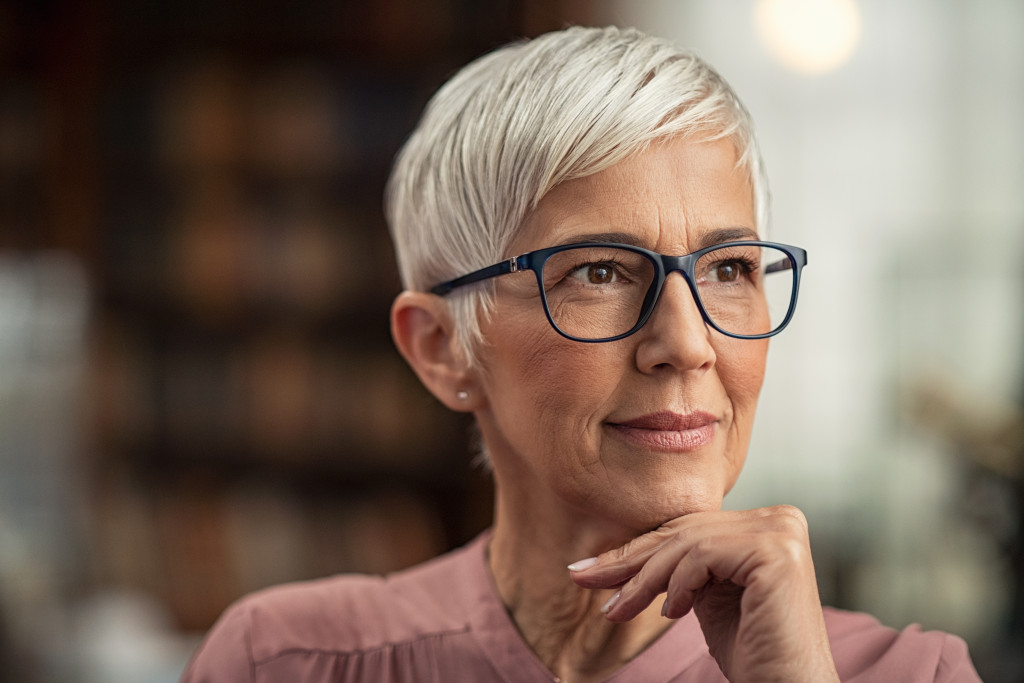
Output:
[567, 557, 598, 572]
[661, 599, 670, 618]
[600, 591, 621, 614]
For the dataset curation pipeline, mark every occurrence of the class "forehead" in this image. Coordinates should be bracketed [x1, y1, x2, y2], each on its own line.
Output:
[512, 137, 756, 255]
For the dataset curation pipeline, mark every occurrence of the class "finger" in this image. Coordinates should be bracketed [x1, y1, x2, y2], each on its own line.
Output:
[614, 520, 801, 622]
[568, 527, 675, 588]
[568, 510, 744, 588]
[662, 523, 816, 621]
[571, 507, 809, 596]
[603, 526, 750, 622]
[661, 535, 756, 619]
[599, 544, 680, 621]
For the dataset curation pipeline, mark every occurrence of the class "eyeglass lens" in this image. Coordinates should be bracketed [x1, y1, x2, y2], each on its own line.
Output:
[539, 244, 795, 340]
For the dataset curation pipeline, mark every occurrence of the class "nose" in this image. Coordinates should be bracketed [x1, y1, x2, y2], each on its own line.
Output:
[634, 273, 717, 373]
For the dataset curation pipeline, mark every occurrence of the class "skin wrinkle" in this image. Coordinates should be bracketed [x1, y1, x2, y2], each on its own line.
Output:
[517, 324, 604, 489]
[470, 136, 768, 680]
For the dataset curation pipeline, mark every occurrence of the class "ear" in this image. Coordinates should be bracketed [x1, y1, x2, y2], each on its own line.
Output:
[391, 291, 483, 412]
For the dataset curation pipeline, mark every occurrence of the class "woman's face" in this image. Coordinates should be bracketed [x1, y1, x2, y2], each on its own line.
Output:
[473, 136, 768, 532]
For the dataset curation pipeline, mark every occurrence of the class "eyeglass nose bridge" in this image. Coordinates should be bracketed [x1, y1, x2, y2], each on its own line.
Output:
[634, 252, 713, 332]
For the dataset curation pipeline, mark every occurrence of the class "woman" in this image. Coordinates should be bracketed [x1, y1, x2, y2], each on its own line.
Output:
[182, 26, 980, 682]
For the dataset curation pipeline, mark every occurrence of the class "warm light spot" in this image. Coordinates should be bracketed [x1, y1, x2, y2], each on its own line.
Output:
[754, 0, 862, 75]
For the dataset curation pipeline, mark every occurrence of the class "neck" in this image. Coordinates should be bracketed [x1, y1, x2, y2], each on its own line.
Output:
[487, 480, 673, 683]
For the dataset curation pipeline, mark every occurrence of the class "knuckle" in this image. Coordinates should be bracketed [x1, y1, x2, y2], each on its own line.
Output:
[666, 518, 703, 545]
[689, 535, 717, 561]
[597, 546, 627, 565]
[623, 570, 659, 604]
[607, 544, 638, 565]
[628, 555, 658, 589]
[663, 530, 691, 555]
[660, 515, 693, 531]
[770, 504, 808, 531]
[605, 526, 674, 563]
[601, 537, 645, 564]
[622, 571, 644, 595]
[777, 535, 810, 566]
[650, 522, 682, 544]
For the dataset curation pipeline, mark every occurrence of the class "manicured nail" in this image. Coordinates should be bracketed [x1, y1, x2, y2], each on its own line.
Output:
[600, 591, 621, 614]
[567, 557, 598, 572]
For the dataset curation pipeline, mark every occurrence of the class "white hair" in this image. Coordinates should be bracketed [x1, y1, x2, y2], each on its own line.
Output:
[385, 25, 770, 367]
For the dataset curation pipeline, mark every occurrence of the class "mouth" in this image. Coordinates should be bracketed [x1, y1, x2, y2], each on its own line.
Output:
[606, 410, 718, 452]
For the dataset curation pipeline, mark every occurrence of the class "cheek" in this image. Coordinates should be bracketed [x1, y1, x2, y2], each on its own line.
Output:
[495, 330, 609, 425]
[480, 318, 625, 468]
[717, 337, 768, 410]
[712, 339, 767, 495]
[715, 337, 768, 478]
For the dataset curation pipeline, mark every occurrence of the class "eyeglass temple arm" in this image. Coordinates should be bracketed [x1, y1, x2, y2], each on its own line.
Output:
[765, 255, 796, 274]
[429, 256, 525, 296]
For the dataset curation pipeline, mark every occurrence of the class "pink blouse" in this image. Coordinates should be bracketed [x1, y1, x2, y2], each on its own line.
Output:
[181, 531, 981, 682]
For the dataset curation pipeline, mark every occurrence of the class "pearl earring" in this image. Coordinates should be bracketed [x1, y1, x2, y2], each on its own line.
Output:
[456, 390, 469, 401]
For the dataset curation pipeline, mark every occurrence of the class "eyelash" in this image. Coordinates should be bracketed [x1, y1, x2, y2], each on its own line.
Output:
[565, 258, 629, 276]
[717, 256, 759, 272]
[553, 249, 761, 283]
[699, 255, 760, 283]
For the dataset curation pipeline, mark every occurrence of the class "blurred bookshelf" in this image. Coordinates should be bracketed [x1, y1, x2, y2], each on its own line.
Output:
[0, 0, 601, 671]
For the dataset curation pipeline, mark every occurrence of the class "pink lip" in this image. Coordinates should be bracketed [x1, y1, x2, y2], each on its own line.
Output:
[607, 411, 718, 452]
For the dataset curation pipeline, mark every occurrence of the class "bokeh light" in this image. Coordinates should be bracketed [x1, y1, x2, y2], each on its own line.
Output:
[754, 0, 862, 75]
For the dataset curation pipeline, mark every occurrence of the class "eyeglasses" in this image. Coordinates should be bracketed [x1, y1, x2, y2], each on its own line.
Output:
[430, 240, 807, 342]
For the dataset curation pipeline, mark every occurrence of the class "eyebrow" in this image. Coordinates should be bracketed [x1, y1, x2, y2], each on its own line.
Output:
[551, 227, 760, 252]
[694, 227, 760, 249]
[554, 231, 647, 247]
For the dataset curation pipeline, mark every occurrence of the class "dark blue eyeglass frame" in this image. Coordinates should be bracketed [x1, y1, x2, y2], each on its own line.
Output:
[429, 240, 808, 343]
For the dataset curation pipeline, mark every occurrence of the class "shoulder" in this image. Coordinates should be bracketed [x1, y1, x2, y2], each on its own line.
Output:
[823, 608, 981, 682]
[180, 535, 487, 683]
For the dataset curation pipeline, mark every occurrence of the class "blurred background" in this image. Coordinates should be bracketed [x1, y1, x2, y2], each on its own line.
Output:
[0, 0, 1020, 681]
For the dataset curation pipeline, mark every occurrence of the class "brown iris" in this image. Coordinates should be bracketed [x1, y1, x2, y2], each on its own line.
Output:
[587, 264, 614, 284]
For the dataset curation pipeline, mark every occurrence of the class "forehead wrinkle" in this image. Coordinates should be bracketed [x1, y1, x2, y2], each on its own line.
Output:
[652, 191, 695, 254]
[518, 185, 645, 251]
[515, 138, 755, 254]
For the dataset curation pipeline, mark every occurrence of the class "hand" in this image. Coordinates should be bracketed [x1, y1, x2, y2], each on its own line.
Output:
[568, 506, 839, 683]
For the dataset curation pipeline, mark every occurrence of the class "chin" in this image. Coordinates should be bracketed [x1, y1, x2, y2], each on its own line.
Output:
[661, 492, 726, 519]
[606, 483, 727, 531]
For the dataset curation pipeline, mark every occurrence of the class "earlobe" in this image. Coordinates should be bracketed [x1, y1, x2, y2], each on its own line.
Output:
[391, 291, 481, 412]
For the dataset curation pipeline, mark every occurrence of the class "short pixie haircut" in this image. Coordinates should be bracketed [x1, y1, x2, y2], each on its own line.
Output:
[386, 25, 769, 367]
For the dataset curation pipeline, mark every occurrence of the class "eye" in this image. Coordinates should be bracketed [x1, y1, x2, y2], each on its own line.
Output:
[709, 261, 742, 283]
[571, 262, 619, 285]
[702, 255, 759, 284]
